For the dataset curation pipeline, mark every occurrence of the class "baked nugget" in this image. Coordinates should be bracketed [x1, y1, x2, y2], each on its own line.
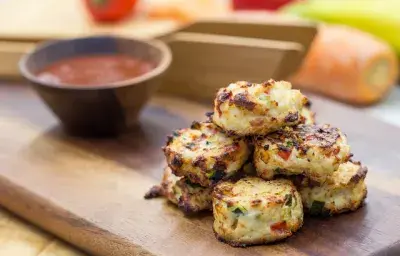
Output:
[212, 80, 308, 136]
[296, 161, 367, 216]
[213, 177, 303, 247]
[161, 166, 212, 214]
[254, 124, 351, 183]
[163, 121, 250, 187]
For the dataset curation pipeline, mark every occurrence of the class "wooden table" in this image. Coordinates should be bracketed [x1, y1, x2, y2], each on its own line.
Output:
[0, 207, 84, 256]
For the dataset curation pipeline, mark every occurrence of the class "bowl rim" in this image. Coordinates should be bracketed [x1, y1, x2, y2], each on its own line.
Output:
[19, 35, 172, 90]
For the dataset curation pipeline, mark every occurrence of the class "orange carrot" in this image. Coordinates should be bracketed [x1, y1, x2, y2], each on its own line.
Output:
[290, 25, 398, 105]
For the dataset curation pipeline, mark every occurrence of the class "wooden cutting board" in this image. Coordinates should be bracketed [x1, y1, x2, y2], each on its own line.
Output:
[1, 83, 400, 256]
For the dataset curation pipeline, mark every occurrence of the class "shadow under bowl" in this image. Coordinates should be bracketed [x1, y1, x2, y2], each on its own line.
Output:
[19, 35, 172, 137]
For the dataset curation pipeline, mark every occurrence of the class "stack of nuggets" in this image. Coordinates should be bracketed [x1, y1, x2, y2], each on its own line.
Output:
[147, 79, 368, 247]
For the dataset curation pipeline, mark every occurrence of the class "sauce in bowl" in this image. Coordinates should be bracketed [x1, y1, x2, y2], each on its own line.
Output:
[37, 54, 155, 86]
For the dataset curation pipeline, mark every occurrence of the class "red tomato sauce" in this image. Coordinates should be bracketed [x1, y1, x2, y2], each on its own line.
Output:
[37, 54, 155, 86]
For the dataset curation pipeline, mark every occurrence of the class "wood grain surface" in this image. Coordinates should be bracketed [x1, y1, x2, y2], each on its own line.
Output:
[1, 83, 400, 256]
[0, 206, 85, 256]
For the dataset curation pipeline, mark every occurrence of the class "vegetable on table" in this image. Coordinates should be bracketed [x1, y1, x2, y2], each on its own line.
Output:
[282, 0, 400, 54]
[290, 25, 398, 105]
[84, 0, 137, 22]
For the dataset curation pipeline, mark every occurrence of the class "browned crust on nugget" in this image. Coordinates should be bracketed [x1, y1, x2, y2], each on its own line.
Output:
[350, 166, 368, 184]
[262, 79, 275, 87]
[144, 185, 163, 199]
[298, 125, 341, 148]
[164, 122, 249, 186]
[288, 174, 321, 188]
[284, 112, 299, 123]
[232, 92, 256, 110]
[215, 90, 232, 116]
[267, 125, 340, 146]
[193, 156, 207, 170]
[171, 154, 183, 168]
[175, 179, 212, 214]
[214, 81, 269, 117]
[161, 168, 212, 214]
[258, 124, 346, 159]
[190, 120, 202, 129]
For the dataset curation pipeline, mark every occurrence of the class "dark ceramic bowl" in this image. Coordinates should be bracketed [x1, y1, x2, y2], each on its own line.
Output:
[19, 35, 171, 136]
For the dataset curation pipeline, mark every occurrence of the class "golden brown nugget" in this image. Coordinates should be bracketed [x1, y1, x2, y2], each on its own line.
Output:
[254, 124, 351, 184]
[295, 161, 367, 216]
[161, 166, 212, 214]
[213, 177, 303, 247]
[212, 80, 308, 136]
[164, 121, 250, 187]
